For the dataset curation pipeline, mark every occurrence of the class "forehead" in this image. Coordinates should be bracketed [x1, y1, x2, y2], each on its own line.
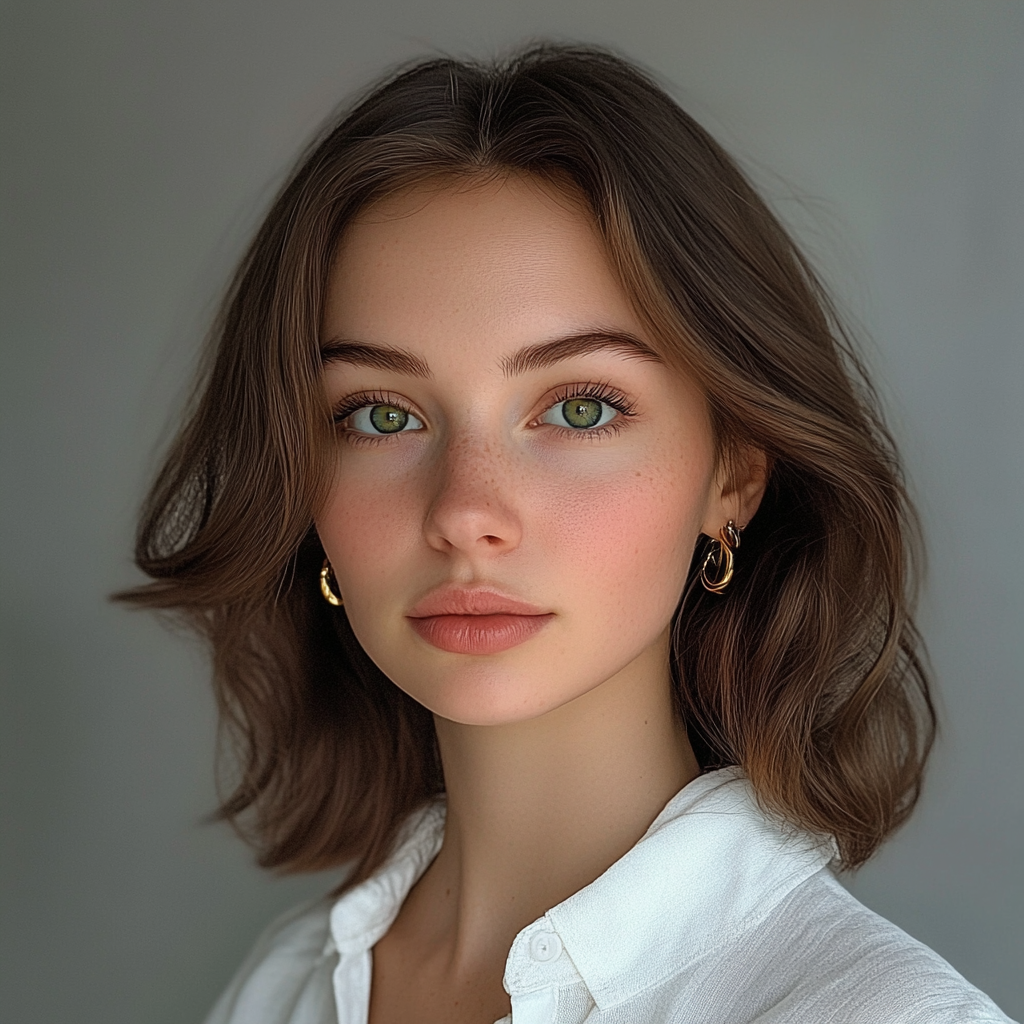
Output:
[323, 173, 645, 360]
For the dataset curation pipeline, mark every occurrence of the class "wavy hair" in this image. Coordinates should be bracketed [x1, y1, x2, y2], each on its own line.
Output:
[117, 44, 934, 882]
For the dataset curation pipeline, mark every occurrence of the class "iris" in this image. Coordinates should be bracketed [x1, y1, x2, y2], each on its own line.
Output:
[369, 405, 408, 433]
[562, 398, 602, 428]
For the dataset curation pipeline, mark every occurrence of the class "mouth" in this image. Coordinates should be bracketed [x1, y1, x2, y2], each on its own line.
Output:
[406, 583, 554, 655]
[406, 612, 555, 655]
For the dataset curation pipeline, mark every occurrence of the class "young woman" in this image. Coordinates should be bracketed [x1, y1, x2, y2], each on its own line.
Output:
[120, 45, 1014, 1024]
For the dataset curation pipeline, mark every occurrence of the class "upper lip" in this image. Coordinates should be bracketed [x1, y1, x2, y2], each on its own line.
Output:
[407, 584, 550, 618]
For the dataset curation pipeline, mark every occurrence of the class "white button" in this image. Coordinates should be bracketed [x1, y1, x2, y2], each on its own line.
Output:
[528, 930, 562, 962]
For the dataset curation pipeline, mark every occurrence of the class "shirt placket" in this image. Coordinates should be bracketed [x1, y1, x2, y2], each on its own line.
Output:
[504, 918, 589, 1024]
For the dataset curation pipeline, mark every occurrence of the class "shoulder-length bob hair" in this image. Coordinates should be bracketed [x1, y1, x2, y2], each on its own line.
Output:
[119, 44, 934, 883]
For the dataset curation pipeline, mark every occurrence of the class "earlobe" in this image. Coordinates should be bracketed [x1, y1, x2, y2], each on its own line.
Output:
[701, 444, 769, 537]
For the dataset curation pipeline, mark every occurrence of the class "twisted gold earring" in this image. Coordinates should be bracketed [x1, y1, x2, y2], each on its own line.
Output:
[700, 520, 742, 594]
[319, 558, 343, 606]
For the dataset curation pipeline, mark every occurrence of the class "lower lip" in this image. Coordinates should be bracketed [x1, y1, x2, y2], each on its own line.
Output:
[408, 613, 554, 655]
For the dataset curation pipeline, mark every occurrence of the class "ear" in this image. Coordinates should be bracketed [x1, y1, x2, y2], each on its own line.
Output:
[700, 443, 769, 538]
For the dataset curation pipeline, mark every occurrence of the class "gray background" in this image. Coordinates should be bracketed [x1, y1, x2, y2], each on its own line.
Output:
[2, 1, 1022, 1021]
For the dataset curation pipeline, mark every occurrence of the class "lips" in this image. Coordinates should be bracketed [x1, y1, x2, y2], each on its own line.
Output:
[406, 585, 553, 654]
[407, 585, 548, 618]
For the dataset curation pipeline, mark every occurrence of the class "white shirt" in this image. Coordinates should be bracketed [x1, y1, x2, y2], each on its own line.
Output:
[203, 768, 1014, 1024]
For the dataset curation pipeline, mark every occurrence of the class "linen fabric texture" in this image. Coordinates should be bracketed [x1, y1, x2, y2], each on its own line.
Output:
[202, 769, 1014, 1024]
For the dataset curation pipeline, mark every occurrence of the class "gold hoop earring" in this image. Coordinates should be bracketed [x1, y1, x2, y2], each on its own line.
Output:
[700, 520, 742, 594]
[319, 558, 343, 606]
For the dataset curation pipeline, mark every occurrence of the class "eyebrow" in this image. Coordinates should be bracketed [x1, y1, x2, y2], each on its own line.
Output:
[319, 331, 664, 378]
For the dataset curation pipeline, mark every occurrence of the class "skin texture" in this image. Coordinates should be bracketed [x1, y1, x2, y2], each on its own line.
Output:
[316, 173, 766, 1024]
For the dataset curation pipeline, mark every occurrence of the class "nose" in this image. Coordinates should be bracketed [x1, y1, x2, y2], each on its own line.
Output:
[422, 432, 523, 558]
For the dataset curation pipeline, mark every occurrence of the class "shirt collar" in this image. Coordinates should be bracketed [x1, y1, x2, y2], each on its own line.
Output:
[538, 767, 836, 1009]
[328, 800, 445, 956]
[327, 769, 835, 1008]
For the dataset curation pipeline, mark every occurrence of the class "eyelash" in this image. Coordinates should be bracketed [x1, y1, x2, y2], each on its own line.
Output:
[544, 381, 638, 440]
[332, 390, 408, 447]
[332, 390, 401, 423]
[332, 381, 638, 446]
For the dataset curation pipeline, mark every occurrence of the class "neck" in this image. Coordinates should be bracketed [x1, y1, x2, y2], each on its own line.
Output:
[403, 627, 700, 971]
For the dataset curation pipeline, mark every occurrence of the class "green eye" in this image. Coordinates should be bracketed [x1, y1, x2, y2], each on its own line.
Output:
[562, 398, 602, 428]
[540, 396, 618, 431]
[349, 404, 423, 435]
[370, 405, 407, 433]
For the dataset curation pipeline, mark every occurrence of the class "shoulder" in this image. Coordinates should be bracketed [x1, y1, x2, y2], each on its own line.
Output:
[201, 896, 338, 1024]
[696, 868, 1016, 1024]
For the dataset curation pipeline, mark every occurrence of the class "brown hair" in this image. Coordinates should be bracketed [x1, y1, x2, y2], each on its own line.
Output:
[117, 44, 934, 882]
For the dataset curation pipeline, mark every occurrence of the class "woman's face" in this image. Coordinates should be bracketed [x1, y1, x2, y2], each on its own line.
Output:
[317, 174, 728, 726]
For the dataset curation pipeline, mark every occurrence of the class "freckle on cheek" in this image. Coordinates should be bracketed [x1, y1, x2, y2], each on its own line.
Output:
[560, 482, 681, 558]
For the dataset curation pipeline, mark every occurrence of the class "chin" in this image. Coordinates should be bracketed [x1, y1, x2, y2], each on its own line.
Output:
[397, 669, 585, 727]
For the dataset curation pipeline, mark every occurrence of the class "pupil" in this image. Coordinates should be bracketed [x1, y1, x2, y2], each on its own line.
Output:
[370, 405, 407, 433]
[563, 398, 602, 428]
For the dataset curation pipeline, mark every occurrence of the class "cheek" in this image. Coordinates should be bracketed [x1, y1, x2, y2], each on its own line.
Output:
[538, 450, 710, 625]
[316, 460, 423, 590]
